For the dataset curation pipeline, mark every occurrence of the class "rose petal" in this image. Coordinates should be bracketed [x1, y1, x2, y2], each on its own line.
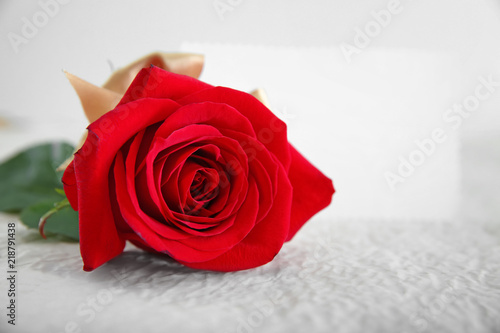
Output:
[147, 133, 249, 225]
[113, 150, 230, 262]
[74, 98, 181, 271]
[223, 130, 279, 222]
[286, 144, 335, 241]
[123, 134, 192, 240]
[154, 102, 256, 139]
[176, 86, 290, 170]
[118, 66, 213, 107]
[62, 160, 78, 211]
[176, 177, 260, 253]
[74, 130, 126, 271]
[179, 164, 292, 271]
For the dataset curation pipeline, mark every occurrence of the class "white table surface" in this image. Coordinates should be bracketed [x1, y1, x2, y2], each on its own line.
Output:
[0, 200, 499, 333]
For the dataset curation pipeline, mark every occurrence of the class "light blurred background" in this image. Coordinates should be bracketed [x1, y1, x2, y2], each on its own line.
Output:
[0, 0, 499, 223]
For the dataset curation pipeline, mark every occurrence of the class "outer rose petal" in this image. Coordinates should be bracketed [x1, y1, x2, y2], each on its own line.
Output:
[74, 98, 181, 271]
[286, 145, 335, 241]
[118, 66, 213, 107]
[62, 161, 78, 211]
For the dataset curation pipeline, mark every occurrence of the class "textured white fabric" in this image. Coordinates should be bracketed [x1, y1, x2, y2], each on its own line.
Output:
[0, 213, 499, 333]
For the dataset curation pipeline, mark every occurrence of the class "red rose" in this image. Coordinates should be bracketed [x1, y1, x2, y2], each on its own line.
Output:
[63, 66, 334, 272]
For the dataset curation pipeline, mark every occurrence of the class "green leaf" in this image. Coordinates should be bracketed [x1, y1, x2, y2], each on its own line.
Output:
[20, 200, 79, 241]
[0, 142, 74, 212]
